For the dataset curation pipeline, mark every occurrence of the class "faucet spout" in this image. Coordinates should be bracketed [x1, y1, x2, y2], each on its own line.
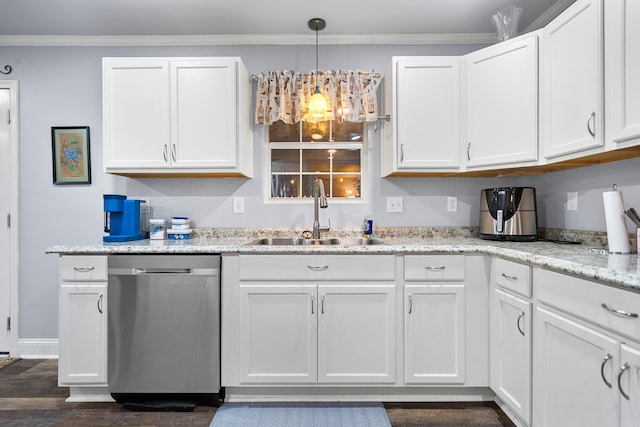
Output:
[312, 178, 329, 240]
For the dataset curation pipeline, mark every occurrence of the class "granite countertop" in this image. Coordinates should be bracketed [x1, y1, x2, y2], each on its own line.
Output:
[46, 227, 640, 293]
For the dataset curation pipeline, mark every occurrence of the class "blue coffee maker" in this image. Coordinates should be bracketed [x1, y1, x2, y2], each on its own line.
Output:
[103, 194, 146, 242]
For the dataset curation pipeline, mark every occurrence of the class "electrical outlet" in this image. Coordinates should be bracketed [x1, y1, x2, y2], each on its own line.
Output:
[387, 197, 403, 213]
[233, 197, 245, 214]
[447, 196, 458, 212]
[567, 192, 578, 211]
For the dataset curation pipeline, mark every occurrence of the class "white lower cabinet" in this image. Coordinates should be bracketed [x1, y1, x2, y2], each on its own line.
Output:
[58, 255, 109, 389]
[533, 268, 640, 427]
[235, 255, 397, 385]
[404, 284, 465, 384]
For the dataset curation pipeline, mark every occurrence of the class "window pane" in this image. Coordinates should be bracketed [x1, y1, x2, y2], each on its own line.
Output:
[302, 121, 330, 142]
[332, 174, 361, 198]
[332, 121, 364, 142]
[269, 121, 300, 142]
[302, 150, 330, 173]
[331, 149, 361, 172]
[301, 175, 329, 198]
[271, 175, 300, 198]
[271, 149, 300, 173]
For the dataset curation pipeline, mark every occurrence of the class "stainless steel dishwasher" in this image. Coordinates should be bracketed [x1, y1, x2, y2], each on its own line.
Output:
[107, 255, 221, 407]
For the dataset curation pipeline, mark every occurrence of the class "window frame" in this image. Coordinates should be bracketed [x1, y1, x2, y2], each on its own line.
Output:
[263, 123, 368, 205]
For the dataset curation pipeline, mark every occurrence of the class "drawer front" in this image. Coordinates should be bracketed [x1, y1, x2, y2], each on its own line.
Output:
[238, 255, 395, 281]
[535, 268, 640, 340]
[494, 258, 532, 297]
[60, 255, 108, 282]
[404, 255, 464, 281]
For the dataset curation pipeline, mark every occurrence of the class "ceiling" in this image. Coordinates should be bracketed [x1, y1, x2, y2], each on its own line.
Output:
[1, 0, 573, 45]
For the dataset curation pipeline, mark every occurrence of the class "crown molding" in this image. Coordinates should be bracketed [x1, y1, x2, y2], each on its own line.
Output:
[0, 32, 497, 47]
[524, 0, 575, 32]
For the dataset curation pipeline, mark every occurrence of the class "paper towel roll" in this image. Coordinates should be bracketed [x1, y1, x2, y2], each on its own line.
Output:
[603, 190, 630, 253]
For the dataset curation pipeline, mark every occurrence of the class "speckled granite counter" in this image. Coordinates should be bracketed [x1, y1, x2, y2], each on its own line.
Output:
[46, 227, 640, 293]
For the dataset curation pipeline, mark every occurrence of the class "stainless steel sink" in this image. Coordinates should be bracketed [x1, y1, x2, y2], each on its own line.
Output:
[247, 237, 385, 246]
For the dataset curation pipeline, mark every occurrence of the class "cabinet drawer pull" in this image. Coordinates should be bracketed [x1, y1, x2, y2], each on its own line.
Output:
[321, 293, 326, 314]
[400, 144, 404, 162]
[163, 144, 169, 162]
[618, 363, 630, 400]
[308, 265, 329, 271]
[311, 294, 315, 315]
[601, 303, 639, 319]
[501, 273, 518, 281]
[408, 293, 413, 314]
[601, 353, 613, 388]
[425, 266, 446, 271]
[73, 266, 95, 273]
[467, 142, 471, 161]
[171, 144, 177, 162]
[517, 311, 525, 336]
[97, 293, 104, 314]
[587, 112, 596, 138]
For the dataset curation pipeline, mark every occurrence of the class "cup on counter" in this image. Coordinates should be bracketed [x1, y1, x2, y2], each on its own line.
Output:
[149, 219, 167, 240]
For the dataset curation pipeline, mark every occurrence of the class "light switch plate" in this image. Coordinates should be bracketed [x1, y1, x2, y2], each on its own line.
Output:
[387, 197, 403, 213]
[233, 197, 245, 214]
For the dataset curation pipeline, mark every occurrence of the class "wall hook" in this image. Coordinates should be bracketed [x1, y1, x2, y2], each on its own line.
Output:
[374, 114, 390, 132]
[0, 65, 12, 75]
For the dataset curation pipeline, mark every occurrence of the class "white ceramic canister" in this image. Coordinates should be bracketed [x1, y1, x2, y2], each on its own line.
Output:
[149, 218, 167, 240]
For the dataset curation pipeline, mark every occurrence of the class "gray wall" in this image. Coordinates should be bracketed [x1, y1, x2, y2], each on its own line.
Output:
[1, 43, 639, 341]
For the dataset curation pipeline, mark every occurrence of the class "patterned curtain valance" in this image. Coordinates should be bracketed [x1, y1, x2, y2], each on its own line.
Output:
[255, 69, 379, 125]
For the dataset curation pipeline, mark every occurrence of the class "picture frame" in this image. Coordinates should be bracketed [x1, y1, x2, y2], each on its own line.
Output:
[51, 126, 91, 185]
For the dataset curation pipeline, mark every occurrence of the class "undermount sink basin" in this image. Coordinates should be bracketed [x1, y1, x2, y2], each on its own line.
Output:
[247, 237, 386, 246]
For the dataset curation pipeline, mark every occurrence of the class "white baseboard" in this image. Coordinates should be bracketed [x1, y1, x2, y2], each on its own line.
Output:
[15, 338, 58, 359]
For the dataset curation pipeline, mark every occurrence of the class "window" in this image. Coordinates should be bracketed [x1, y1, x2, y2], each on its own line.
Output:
[267, 121, 364, 201]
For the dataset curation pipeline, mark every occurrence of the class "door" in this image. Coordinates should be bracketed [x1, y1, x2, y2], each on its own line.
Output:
[620, 344, 640, 427]
[102, 58, 170, 170]
[317, 284, 396, 383]
[171, 59, 238, 169]
[238, 284, 317, 384]
[465, 33, 539, 168]
[404, 284, 466, 384]
[58, 284, 107, 385]
[542, 0, 603, 159]
[490, 289, 531, 424]
[533, 306, 619, 427]
[389, 57, 461, 171]
[0, 84, 15, 354]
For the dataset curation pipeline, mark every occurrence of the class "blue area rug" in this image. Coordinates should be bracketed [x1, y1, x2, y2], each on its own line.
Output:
[210, 402, 391, 427]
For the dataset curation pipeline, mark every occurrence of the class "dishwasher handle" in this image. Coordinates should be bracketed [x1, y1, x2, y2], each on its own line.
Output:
[109, 267, 219, 276]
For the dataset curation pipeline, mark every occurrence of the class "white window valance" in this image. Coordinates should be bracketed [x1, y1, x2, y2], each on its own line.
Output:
[255, 69, 379, 125]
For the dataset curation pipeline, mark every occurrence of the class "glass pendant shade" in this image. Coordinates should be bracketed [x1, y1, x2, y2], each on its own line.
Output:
[309, 86, 327, 119]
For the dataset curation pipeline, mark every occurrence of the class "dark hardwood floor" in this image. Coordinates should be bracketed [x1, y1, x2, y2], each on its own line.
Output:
[0, 359, 515, 427]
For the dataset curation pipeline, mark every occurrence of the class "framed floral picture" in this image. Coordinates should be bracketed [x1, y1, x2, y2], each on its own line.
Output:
[51, 126, 91, 185]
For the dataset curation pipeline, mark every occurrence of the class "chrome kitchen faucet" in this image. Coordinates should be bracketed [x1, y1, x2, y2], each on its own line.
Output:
[312, 177, 330, 240]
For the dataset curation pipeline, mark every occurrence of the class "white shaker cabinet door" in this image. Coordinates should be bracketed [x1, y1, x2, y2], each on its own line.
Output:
[542, 0, 604, 160]
[58, 284, 108, 385]
[605, 0, 640, 149]
[381, 57, 461, 175]
[620, 344, 640, 427]
[238, 285, 318, 384]
[533, 306, 619, 427]
[490, 289, 531, 425]
[103, 58, 171, 170]
[317, 284, 396, 384]
[170, 59, 239, 169]
[465, 32, 539, 169]
[404, 284, 466, 384]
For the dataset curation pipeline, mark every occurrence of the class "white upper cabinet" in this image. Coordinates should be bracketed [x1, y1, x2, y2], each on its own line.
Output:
[605, 0, 640, 149]
[541, 0, 604, 161]
[464, 31, 539, 169]
[103, 57, 252, 177]
[381, 57, 461, 176]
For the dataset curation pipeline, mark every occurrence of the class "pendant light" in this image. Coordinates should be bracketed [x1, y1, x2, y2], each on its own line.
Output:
[308, 18, 327, 119]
